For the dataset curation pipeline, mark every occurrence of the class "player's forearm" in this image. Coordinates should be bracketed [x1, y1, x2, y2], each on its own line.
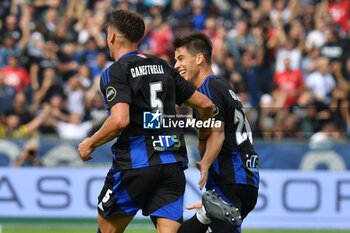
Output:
[89, 116, 125, 148]
[195, 100, 214, 140]
[88, 103, 130, 149]
[201, 130, 225, 167]
[185, 91, 213, 122]
[195, 100, 213, 121]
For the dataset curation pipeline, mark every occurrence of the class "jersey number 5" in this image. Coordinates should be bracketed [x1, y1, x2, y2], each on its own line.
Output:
[149, 82, 163, 110]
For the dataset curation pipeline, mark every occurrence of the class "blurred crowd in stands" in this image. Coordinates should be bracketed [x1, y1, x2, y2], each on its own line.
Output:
[0, 0, 349, 143]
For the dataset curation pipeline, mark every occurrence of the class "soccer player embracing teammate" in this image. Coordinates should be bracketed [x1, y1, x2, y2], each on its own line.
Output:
[174, 32, 260, 233]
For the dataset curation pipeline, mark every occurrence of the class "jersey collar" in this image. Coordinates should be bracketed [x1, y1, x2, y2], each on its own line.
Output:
[198, 74, 216, 90]
[205, 74, 216, 80]
[117, 51, 139, 61]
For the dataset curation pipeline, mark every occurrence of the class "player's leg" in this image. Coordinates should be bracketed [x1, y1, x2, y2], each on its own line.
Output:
[146, 163, 186, 233]
[208, 184, 258, 233]
[97, 169, 142, 233]
[177, 214, 208, 233]
[156, 217, 182, 233]
[98, 213, 133, 233]
[202, 190, 242, 226]
[238, 185, 258, 219]
[177, 190, 241, 233]
[206, 184, 242, 233]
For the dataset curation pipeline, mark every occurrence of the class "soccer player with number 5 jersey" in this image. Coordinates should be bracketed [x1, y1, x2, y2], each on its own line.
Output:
[78, 10, 214, 233]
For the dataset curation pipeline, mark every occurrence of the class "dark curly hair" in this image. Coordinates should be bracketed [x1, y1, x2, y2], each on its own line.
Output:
[109, 9, 145, 43]
[173, 32, 212, 64]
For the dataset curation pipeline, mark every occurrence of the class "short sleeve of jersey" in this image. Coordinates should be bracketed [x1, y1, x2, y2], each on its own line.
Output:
[208, 79, 226, 122]
[100, 63, 131, 110]
[172, 68, 196, 105]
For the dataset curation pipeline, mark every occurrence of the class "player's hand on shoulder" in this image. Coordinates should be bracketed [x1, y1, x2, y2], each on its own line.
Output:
[78, 137, 94, 161]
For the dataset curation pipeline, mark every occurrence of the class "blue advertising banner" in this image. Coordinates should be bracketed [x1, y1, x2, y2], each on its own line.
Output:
[0, 138, 349, 170]
[1, 168, 349, 230]
[254, 142, 350, 170]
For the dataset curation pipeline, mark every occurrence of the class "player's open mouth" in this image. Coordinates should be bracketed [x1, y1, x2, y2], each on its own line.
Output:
[179, 70, 186, 77]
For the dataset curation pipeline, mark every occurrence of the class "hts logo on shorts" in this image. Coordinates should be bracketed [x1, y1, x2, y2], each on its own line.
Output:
[143, 109, 162, 129]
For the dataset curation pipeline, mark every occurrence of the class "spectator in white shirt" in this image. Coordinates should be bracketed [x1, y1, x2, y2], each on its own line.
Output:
[56, 112, 93, 140]
[275, 38, 302, 72]
[306, 57, 336, 104]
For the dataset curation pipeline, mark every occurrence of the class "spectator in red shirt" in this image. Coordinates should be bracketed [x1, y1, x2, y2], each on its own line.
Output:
[149, 22, 173, 59]
[1, 55, 30, 93]
[328, 0, 349, 32]
[274, 57, 304, 107]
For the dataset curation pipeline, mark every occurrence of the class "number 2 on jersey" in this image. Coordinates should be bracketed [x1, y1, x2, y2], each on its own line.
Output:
[234, 109, 253, 145]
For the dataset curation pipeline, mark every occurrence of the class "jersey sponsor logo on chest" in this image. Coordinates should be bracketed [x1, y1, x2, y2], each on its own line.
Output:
[130, 65, 165, 78]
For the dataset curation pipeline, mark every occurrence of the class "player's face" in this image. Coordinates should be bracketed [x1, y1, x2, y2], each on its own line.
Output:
[174, 47, 199, 83]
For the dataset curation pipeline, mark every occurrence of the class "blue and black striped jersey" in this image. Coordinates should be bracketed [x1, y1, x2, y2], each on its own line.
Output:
[198, 75, 259, 188]
[100, 51, 196, 171]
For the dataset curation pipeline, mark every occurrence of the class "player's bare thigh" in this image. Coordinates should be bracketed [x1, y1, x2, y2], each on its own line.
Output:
[98, 213, 133, 233]
[156, 217, 181, 233]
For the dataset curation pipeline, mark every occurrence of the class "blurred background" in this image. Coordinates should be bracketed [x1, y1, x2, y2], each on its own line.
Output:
[0, 0, 349, 232]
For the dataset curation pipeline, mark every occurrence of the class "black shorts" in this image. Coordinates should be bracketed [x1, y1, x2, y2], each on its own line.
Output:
[207, 184, 258, 233]
[97, 162, 185, 221]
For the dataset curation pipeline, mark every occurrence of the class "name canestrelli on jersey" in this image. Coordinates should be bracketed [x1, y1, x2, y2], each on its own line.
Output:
[130, 65, 164, 78]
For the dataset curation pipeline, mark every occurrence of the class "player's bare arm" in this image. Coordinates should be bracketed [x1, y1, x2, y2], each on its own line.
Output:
[78, 103, 130, 161]
[184, 91, 213, 140]
[197, 122, 225, 189]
